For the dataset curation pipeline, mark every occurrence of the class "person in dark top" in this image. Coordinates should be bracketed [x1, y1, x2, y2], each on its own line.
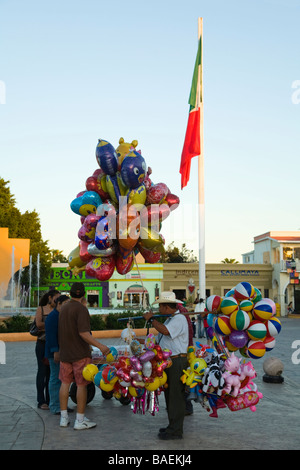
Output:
[58, 282, 110, 430]
[45, 294, 70, 414]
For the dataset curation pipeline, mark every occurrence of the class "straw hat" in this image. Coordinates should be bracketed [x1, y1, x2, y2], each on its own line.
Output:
[152, 291, 183, 305]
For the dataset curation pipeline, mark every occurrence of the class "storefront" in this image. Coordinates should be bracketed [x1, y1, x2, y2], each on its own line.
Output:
[31, 264, 109, 307]
[109, 263, 163, 308]
[162, 263, 273, 305]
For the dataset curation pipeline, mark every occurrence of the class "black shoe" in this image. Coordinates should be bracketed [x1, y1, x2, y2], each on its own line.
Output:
[159, 427, 168, 433]
[158, 431, 183, 440]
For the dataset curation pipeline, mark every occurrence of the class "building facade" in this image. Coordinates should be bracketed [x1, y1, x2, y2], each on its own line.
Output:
[162, 262, 274, 309]
[242, 231, 300, 316]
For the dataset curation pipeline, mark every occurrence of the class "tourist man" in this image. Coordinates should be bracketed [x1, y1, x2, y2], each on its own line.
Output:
[58, 282, 110, 430]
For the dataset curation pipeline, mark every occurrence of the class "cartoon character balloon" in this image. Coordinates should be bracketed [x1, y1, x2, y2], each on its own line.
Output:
[68, 137, 180, 282]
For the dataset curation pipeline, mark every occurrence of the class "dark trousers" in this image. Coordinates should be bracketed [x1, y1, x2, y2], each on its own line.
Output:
[35, 340, 50, 406]
[164, 356, 188, 436]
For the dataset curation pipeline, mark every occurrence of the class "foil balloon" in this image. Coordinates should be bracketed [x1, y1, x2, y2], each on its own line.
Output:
[70, 191, 102, 217]
[106, 172, 127, 204]
[137, 243, 161, 263]
[87, 243, 116, 257]
[78, 213, 101, 242]
[85, 170, 109, 200]
[94, 216, 115, 251]
[139, 227, 165, 253]
[116, 137, 138, 169]
[68, 245, 87, 270]
[146, 183, 169, 205]
[120, 150, 147, 189]
[79, 240, 93, 264]
[115, 248, 134, 275]
[95, 139, 118, 176]
[117, 205, 141, 250]
[85, 255, 115, 281]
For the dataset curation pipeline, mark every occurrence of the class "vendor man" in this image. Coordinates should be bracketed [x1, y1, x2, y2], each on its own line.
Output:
[143, 291, 189, 440]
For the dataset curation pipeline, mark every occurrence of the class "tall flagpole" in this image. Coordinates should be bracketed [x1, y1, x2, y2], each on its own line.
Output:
[197, 17, 206, 309]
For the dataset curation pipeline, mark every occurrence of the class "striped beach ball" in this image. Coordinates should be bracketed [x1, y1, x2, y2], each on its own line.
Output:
[206, 295, 222, 313]
[266, 317, 281, 337]
[225, 288, 235, 298]
[234, 282, 255, 301]
[220, 297, 239, 316]
[253, 299, 275, 321]
[214, 315, 232, 336]
[247, 340, 266, 359]
[264, 336, 276, 352]
[252, 287, 262, 303]
[239, 299, 253, 312]
[247, 320, 267, 341]
[229, 309, 251, 331]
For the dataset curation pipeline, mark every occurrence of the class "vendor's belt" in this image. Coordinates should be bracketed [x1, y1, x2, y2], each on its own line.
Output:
[171, 353, 187, 359]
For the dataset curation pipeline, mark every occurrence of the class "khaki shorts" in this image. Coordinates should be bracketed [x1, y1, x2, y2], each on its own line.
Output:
[59, 357, 92, 386]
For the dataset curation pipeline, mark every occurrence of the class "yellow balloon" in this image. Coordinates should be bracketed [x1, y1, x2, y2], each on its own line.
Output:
[82, 364, 99, 382]
[159, 371, 167, 387]
[116, 137, 138, 168]
[128, 386, 138, 397]
[68, 245, 86, 269]
[100, 379, 115, 392]
[145, 377, 161, 391]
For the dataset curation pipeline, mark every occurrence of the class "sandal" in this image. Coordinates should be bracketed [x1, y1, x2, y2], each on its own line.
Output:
[38, 403, 49, 410]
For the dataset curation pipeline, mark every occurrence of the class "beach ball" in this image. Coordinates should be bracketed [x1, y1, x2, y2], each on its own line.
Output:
[253, 299, 275, 321]
[224, 337, 239, 352]
[228, 330, 249, 348]
[239, 299, 253, 312]
[230, 309, 251, 331]
[247, 320, 267, 341]
[247, 340, 266, 359]
[214, 316, 232, 336]
[266, 317, 281, 337]
[82, 364, 99, 382]
[220, 297, 239, 316]
[234, 282, 255, 301]
[252, 287, 262, 303]
[206, 295, 222, 313]
[224, 288, 235, 298]
[207, 313, 217, 328]
[239, 345, 249, 358]
[264, 336, 276, 352]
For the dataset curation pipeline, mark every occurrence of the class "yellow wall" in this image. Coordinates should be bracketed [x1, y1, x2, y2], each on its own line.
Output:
[0, 228, 30, 298]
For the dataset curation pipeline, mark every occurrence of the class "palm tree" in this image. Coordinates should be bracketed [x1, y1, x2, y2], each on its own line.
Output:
[221, 258, 239, 264]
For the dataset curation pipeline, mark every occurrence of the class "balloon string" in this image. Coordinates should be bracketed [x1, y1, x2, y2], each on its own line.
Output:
[133, 252, 150, 312]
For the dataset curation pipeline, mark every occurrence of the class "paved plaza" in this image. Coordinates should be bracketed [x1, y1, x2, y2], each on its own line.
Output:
[0, 317, 300, 452]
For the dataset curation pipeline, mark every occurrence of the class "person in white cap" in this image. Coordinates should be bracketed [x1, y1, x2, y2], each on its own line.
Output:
[143, 291, 189, 440]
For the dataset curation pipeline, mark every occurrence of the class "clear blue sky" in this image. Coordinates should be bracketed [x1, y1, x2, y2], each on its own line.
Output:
[1, 0, 300, 263]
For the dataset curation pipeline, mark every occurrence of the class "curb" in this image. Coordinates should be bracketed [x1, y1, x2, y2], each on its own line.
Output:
[0, 328, 156, 342]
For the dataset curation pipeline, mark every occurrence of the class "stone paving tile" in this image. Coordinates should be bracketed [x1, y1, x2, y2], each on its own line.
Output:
[0, 318, 299, 451]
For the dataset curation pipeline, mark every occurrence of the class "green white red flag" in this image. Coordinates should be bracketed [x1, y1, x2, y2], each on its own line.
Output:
[179, 35, 202, 189]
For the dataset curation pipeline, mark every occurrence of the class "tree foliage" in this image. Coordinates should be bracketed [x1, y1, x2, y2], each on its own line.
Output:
[161, 242, 198, 263]
[221, 258, 239, 264]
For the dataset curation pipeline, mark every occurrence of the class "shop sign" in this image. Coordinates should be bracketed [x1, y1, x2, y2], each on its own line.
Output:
[221, 270, 259, 277]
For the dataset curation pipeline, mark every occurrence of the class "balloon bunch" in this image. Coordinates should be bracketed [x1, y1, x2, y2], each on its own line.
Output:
[68, 137, 180, 280]
[205, 281, 282, 360]
[182, 344, 263, 418]
[82, 335, 172, 416]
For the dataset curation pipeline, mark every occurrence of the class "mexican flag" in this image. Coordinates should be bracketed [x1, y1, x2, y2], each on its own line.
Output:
[179, 36, 202, 189]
